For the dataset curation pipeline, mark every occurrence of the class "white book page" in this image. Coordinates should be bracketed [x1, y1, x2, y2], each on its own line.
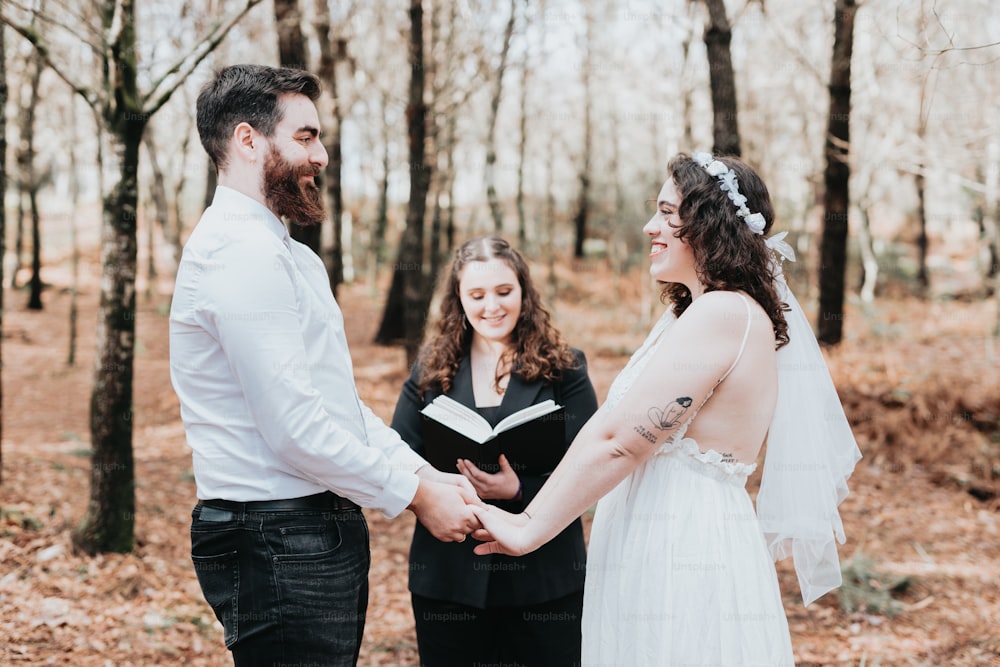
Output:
[493, 399, 561, 434]
[421, 396, 563, 444]
[421, 395, 493, 442]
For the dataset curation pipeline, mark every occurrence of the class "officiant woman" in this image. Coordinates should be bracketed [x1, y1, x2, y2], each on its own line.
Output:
[390, 236, 598, 667]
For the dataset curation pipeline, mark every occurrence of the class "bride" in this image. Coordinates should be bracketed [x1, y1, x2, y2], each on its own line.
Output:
[472, 151, 861, 665]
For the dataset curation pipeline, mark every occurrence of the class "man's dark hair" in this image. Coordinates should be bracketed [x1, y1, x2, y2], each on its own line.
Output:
[196, 64, 321, 170]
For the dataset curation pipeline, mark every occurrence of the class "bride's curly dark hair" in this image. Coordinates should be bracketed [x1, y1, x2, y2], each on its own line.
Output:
[662, 153, 790, 348]
[416, 236, 579, 395]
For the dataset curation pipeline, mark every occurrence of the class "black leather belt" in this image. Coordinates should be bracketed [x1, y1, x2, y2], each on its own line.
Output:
[200, 491, 359, 513]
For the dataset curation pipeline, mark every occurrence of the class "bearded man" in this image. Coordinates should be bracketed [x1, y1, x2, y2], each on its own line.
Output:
[169, 64, 480, 666]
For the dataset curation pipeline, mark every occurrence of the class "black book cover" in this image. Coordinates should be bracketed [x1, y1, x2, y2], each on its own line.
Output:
[420, 406, 566, 475]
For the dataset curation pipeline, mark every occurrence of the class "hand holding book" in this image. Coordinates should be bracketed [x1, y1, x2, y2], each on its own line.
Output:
[456, 454, 522, 500]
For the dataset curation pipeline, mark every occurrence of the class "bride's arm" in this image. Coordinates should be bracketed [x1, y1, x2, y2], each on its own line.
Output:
[474, 292, 750, 556]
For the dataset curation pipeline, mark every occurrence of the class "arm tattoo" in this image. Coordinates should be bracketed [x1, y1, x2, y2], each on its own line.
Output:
[648, 396, 693, 431]
[633, 424, 657, 444]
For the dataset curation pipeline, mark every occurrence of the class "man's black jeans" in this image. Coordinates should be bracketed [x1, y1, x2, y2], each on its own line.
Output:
[191, 503, 369, 666]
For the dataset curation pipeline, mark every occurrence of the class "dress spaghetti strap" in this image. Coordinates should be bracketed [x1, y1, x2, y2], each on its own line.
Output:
[717, 294, 753, 384]
[676, 294, 756, 431]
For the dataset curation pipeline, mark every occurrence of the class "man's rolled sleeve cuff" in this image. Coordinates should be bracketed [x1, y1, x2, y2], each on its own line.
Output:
[371, 468, 420, 519]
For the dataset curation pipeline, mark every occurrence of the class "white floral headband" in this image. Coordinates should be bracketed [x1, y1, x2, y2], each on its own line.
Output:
[691, 151, 795, 264]
[692, 151, 767, 235]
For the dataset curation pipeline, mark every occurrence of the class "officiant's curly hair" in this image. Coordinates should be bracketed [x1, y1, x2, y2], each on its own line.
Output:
[417, 236, 579, 396]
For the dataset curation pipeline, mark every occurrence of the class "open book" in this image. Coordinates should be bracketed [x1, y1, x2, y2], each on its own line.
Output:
[420, 395, 565, 475]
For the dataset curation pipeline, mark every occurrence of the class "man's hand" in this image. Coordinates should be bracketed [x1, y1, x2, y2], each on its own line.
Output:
[456, 455, 520, 501]
[407, 478, 482, 542]
[416, 464, 478, 499]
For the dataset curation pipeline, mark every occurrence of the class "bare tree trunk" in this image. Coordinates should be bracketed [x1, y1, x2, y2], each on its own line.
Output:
[400, 0, 431, 365]
[992, 221, 1000, 338]
[679, 3, 698, 153]
[76, 123, 144, 556]
[73, 24, 151, 550]
[572, 1, 594, 259]
[376, 0, 432, 367]
[312, 0, 345, 295]
[428, 149, 453, 290]
[976, 154, 998, 285]
[374, 96, 391, 269]
[544, 166, 557, 301]
[430, 182, 445, 286]
[21, 49, 43, 310]
[609, 108, 627, 286]
[516, 0, 530, 249]
[68, 99, 82, 367]
[537, 0, 557, 301]
[912, 3, 937, 299]
[274, 0, 307, 68]
[11, 96, 24, 291]
[170, 126, 192, 267]
[274, 0, 322, 256]
[11, 185, 23, 288]
[986, 141, 1000, 337]
[974, 205, 996, 282]
[857, 205, 878, 303]
[10, 39, 31, 291]
[485, 0, 516, 232]
[701, 0, 741, 157]
[444, 114, 457, 253]
[817, 0, 856, 346]
[426, 0, 444, 285]
[142, 132, 171, 299]
[0, 21, 6, 483]
[144, 188, 157, 298]
[426, 0, 451, 291]
[914, 171, 929, 294]
[429, 182, 442, 247]
[27, 178, 41, 310]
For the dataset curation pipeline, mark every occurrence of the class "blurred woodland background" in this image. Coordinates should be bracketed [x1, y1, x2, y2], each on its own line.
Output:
[1, 0, 999, 665]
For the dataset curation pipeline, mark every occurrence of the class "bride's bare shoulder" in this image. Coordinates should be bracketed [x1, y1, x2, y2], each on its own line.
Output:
[677, 291, 752, 332]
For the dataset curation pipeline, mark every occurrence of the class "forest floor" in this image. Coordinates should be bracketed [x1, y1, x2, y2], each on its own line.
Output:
[1, 251, 999, 667]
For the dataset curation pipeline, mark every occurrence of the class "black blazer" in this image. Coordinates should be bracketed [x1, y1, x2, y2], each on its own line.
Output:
[391, 348, 599, 608]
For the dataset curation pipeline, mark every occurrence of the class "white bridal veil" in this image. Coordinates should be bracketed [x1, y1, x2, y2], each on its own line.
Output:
[756, 237, 863, 605]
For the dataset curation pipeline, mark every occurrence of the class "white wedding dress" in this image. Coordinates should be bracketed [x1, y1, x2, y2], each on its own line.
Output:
[582, 303, 795, 666]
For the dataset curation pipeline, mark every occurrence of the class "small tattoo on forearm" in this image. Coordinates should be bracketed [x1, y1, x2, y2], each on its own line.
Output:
[633, 424, 657, 444]
[648, 396, 693, 430]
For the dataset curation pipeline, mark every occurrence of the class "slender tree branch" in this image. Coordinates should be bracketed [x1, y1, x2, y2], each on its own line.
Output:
[108, 0, 126, 56]
[142, 0, 265, 115]
[4, 0, 104, 58]
[759, 6, 826, 85]
[894, 1, 1000, 57]
[0, 12, 98, 109]
[922, 40, 1000, 55]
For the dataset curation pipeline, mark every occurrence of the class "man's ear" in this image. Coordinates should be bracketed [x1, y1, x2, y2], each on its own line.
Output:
[232, 122, 259, 164]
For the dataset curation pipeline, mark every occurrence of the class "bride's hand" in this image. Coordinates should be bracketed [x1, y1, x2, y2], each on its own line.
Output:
[470, 504, 534, 556]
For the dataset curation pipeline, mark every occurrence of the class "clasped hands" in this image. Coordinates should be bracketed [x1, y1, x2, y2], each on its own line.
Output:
[412, 454, 530, 554]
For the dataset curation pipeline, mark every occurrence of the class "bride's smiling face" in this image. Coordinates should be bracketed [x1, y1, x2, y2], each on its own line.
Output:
[642, 178, 696, 284]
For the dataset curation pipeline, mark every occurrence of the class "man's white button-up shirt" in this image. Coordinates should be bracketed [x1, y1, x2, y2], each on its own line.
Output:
[169, 186, 425, 517]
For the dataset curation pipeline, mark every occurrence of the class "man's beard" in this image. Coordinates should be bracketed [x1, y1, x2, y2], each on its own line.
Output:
[262, 146, 326, 227]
